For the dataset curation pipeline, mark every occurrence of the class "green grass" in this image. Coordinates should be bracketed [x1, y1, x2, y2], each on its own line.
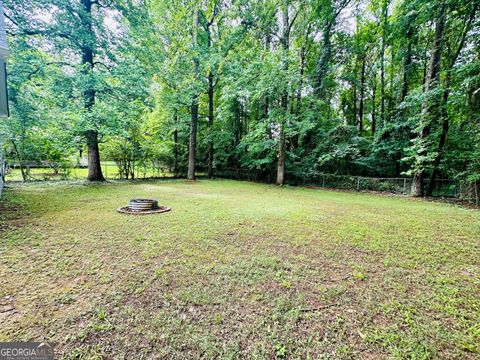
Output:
[0, 179, 479, 359]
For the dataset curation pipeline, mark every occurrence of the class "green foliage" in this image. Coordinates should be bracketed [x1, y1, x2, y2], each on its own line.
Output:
[1, 0, 478, 188]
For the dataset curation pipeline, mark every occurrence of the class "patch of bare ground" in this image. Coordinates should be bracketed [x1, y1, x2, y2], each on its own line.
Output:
[0, 192, 29, 231]
[59, 240, 392, 358]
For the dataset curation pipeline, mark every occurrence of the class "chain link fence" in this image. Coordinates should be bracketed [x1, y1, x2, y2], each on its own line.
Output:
[458, 180, 480, 206]
[3, 160, 173, 182]
[215, 168, 479, 205]
[2, 161, 479, 205]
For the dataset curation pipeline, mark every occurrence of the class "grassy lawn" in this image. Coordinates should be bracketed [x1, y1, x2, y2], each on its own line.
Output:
[0, 179, 479, 359]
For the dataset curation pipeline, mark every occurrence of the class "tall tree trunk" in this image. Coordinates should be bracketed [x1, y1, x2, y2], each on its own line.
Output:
[292, 43, 307, 150]
[262, 34, 271, 121]
[81, 0, 104, 181]
[276, 118, 286, 185]
[371, 74, 377, 135]
[207, 72, 214, 178]
[188, 102, 198, 181]
[296, 44, 306, 114]
[387, 46, 395, 118]
[315, 22, 333, 99]
[276, 1, 290, 185]
[315, 0, 351, 98]
[380, 1, 388, 126]
[411, 6, 446, 197]
[173, 111, 178, 177]
[130, 146, 135, 180]
[421, 55, 428, 91]
[233, 98, 242, 146]
[396, 13, 415, 186]
[397, 22, 413, 182]
[400, 25, 413, 104]
[206, 17, 215, 178]
[86, 130, 104, 181]
[358, 55, 366, 135]
[352, 84, 357, 126]
[187, 7, 199, 181]
[263, 95, 269, 120]
[277, 92, 287, 184]
[11, 139, 26, 182]
[426, 95, 448, 196]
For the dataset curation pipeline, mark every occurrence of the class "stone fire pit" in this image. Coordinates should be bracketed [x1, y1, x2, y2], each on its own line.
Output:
[117, 198, 171, 215]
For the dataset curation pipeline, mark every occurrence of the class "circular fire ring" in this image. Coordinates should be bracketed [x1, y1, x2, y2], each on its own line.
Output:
[117, 199, 171, 215]
[129, 198, 159, 211]
[117, 205, 171, 215]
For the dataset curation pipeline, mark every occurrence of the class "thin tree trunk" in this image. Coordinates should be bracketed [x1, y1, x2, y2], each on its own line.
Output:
[187, 7, 199, 181]
[263, 96, 269, 120]
[427, 107, 448, 196]
[292, 43, 307, 150]
[421, 55, 428, 91]
[206, 16, 215, 178]
[371, 74, 377, 135]
[296, 45, 306, 114]
[359, 55, 366, 135]
[188, 103, 198, 181]
[315, 0, 351, 98]
[232, 99, 241, 145]
[276, 1, 290, 185]
[173, 111, 178, 177]
[400, 25, 413, 103]
[11, 139, 26, 182]
[263, 33, 271, 148]
[380, 1, 388, 126]
[130, 151, 135, 180]
[426, 67, 452, 196]
[387, 46, 395, 119]
[262, 34, 271, 120]
[315, 22, 333, 98]
[276, 120, 286, 185]
[352, 84, 357, 126]
[207, 72, 214, 178]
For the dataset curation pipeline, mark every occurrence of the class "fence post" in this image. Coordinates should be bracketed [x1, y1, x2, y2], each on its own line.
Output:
[356, 176, 360, 191]
[403, 178, 406, 194]
[322, 176, 325, 189]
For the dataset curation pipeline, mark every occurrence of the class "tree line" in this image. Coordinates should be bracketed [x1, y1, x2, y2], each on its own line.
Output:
[1, 0, 479, 197]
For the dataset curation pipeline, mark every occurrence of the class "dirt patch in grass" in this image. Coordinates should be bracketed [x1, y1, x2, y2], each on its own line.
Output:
[0, 192, 29, 231]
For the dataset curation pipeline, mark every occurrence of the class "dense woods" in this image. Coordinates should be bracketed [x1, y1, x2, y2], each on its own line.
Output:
[1, 0, 479, 197]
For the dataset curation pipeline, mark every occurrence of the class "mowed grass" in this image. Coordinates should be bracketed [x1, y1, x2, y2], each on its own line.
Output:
[0, 179, 479, 359]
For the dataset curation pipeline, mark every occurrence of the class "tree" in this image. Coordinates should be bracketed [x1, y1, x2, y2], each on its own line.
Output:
[410, 5, 446, 196]
[4, 0, 124, 181]
[3, 0, 479, 197]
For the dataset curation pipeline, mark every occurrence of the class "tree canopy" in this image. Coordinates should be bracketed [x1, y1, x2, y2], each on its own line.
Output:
[1, 0, 479, 196]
